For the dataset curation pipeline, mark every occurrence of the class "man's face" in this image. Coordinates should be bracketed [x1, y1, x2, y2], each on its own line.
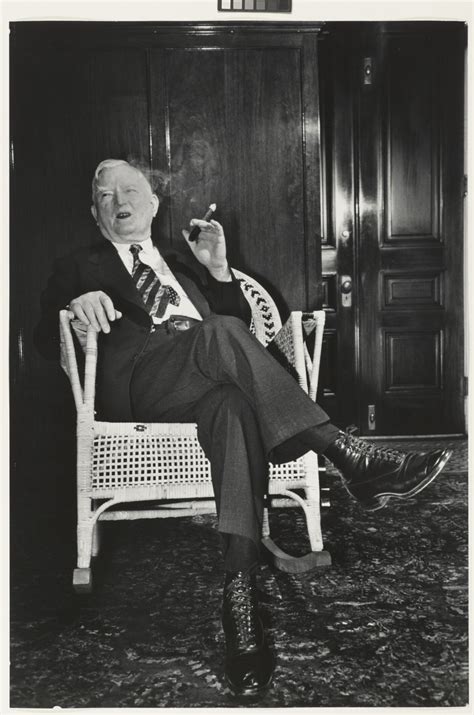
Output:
[91, 165, 159, 244]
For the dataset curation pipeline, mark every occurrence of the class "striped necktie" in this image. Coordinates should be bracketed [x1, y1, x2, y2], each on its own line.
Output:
[129, 244, 180, 319]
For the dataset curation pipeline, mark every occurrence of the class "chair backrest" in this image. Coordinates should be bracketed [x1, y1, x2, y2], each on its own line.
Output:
[233, 270, 282, 346]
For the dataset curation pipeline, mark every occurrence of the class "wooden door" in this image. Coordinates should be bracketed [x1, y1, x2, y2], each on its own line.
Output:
[318, 22, 466, 436]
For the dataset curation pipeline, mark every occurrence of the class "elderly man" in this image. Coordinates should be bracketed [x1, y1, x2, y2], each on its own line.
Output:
[35, 159, 452, 698]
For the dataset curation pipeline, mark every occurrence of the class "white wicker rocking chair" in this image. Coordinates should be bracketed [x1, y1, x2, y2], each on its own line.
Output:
[59, 269, 330, 593]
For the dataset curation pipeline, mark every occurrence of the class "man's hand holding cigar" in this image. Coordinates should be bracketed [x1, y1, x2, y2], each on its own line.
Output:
[182, 204, 232, 282]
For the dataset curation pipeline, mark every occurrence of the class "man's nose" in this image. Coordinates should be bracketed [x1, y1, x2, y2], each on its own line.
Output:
[114, 189, 128, 205]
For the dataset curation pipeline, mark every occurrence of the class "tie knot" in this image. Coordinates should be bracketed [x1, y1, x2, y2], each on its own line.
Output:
[130, 244, 143, 257]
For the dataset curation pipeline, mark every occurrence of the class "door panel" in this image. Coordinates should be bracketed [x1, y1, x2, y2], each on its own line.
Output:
[150, 43, 318, 313]
[386, 38, 441, 241]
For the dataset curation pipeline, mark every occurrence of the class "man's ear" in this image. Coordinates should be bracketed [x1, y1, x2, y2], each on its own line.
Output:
[91, 204, 98, 223]
[151, 194, 159, 217]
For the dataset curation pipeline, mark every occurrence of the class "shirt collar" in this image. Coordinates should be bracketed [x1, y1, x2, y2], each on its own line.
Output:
[110, 237, 155, 258]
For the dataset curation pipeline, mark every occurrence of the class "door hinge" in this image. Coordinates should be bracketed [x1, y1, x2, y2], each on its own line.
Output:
[368, 404, 376, 431]
[463, 175, 468, 198]
[363, 57, 373, 86]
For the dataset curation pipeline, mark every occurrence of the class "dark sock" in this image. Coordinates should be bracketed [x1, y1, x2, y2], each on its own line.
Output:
[298, 422, 342, 454]
[222, 533, 260, 572]
[323, 437, 345, 467]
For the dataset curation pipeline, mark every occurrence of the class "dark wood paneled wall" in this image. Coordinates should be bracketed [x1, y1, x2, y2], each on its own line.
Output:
[162, 46, 309, 299]
[11, 46, 151, 384]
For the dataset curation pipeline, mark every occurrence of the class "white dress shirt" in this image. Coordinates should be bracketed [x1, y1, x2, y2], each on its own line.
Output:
[111, 238, 202, 324]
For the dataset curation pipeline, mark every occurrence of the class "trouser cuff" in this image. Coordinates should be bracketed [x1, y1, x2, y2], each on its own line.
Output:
[299, 422, 342, 454]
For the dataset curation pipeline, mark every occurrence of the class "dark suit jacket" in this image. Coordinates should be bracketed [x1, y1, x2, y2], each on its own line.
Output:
[35, 239, 252, 420]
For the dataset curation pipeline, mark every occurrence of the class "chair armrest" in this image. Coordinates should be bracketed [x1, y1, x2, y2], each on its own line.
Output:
[301, 311, 326, 401]
[59, 310, 99, 413]
[269, 311, 308, 393]
[269, 310, 326, 399]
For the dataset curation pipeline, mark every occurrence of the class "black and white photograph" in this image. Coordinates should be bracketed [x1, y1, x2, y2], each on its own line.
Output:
[7, 0, 470, 709]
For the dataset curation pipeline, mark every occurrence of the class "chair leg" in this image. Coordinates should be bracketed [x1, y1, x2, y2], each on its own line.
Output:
[303, 485, 325, 552]
[92, 520, 101, 558]
[74, 520, 95, 594]
[73, 567, 93, 594]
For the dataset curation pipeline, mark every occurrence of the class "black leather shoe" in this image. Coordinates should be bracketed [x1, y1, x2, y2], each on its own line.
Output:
[222, 570, 274, 698]
[325, 432, 452, 508]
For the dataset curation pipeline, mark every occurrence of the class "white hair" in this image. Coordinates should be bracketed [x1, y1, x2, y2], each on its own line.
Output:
[91, 159, 153, 201]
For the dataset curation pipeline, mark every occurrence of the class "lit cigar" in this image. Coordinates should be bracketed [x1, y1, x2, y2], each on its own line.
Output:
[188, 203, 217, 242]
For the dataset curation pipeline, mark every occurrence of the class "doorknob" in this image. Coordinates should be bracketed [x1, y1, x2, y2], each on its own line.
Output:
[340, 275, 353, 307]
[341, 277, 352, 293]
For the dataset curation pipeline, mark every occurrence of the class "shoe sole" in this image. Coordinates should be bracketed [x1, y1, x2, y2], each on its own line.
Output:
[371, 448, 453, 502]
[225, 673, 273, 699]
[360, 495, 390, 512]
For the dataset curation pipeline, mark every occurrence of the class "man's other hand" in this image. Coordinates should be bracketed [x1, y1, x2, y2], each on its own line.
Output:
[67, 291, 122, 333]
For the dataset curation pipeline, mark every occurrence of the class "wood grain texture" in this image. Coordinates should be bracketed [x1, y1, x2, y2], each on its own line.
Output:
[302, 35, 323, 308]
[162, 46, 308, 313]
[148, 49, 173, 248]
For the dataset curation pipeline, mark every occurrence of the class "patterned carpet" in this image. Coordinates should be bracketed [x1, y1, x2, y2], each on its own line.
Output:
[10, 438, 468, 708]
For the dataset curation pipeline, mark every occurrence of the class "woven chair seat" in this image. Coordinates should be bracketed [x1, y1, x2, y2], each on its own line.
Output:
[90, 422, 316, 496]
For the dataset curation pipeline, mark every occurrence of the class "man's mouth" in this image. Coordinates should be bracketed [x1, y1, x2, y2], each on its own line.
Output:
[116, 212, 132, 219]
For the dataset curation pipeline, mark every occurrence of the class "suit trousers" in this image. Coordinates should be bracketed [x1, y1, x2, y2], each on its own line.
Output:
[130, 314, 339, 545]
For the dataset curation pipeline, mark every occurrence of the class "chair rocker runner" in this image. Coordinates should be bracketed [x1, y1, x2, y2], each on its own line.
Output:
[59, 269, 330, 594]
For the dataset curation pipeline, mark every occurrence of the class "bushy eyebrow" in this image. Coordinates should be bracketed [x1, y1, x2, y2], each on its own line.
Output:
[96, 183, 139, 193]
